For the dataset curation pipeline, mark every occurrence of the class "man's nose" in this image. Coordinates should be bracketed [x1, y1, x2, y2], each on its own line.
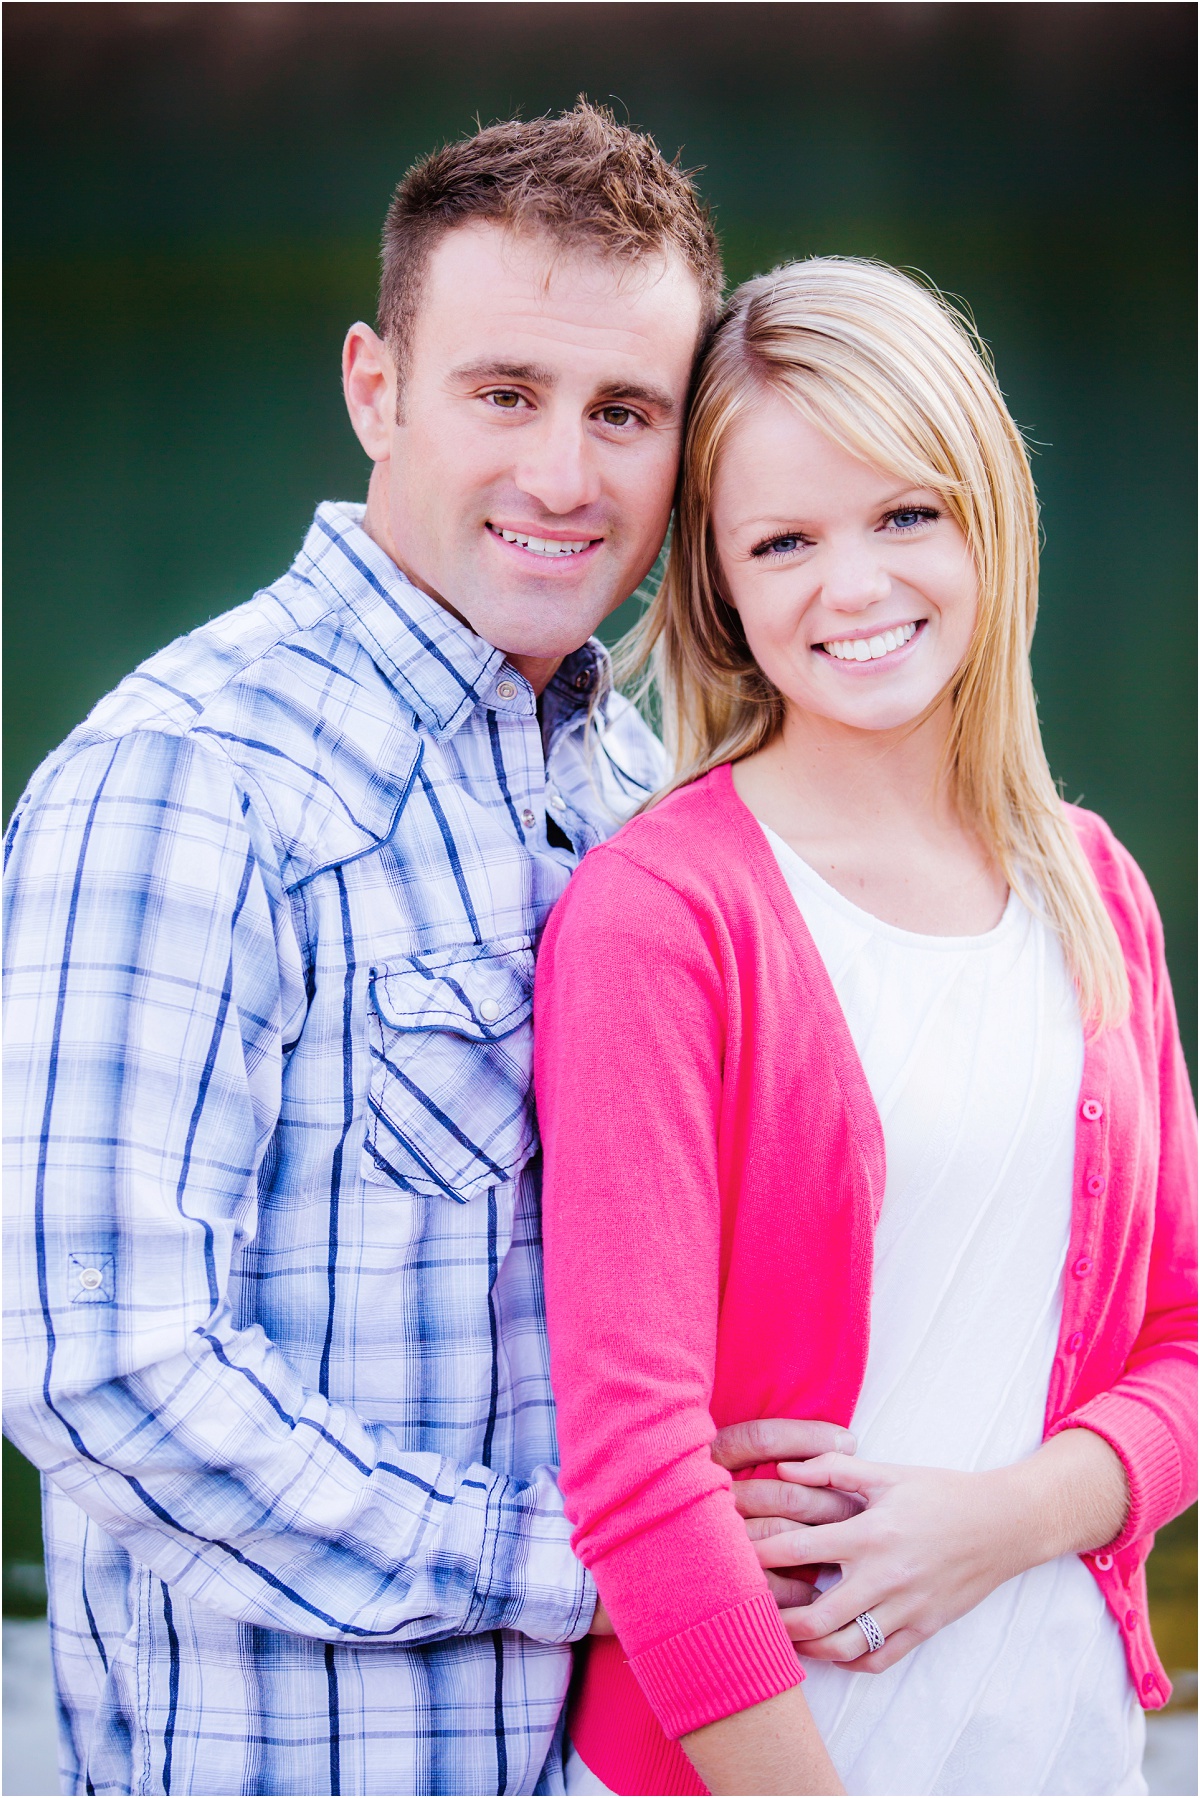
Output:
[512, 411, 603, 517]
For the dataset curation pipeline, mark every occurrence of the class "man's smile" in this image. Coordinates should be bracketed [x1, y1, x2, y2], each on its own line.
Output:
[485, 520, 605, 562]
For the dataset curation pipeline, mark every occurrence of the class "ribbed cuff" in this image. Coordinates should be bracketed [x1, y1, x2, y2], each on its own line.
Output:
[1050, 1396, 1183, 1550]
[627, 1590, 803, 1740]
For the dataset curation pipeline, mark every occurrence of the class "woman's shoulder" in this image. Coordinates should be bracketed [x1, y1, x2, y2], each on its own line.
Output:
[577, 763, 766, 903]
[544, 763, 776, 954]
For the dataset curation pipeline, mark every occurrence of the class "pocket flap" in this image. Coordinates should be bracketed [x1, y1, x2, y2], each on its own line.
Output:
[369, 943, 533, 1041]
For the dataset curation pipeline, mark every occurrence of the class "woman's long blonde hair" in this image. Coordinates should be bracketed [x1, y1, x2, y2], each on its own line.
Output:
[617, 256, 1129, 1030]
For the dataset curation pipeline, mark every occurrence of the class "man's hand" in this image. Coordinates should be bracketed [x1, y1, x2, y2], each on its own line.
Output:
[712, 1417, 863, 1527]
[711, 1418, 864, 1612]
[588, 1420, 862, 1635]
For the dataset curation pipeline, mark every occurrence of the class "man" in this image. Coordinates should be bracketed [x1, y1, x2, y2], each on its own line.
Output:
[5, 104, 851, 1797]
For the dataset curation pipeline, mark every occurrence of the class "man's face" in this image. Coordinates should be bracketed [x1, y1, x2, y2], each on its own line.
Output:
[344, 222, 705, 666]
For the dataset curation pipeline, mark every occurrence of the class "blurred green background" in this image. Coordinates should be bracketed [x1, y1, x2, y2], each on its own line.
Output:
[4, 0, 1195, 1683]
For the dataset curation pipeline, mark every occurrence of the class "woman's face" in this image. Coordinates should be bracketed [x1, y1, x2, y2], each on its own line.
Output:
[710, 389, 979, 735]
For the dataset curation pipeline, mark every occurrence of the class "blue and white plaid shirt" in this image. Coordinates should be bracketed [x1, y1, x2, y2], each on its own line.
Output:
[3, 501, 667, 1797]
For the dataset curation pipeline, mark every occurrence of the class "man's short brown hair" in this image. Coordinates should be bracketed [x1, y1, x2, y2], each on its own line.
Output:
[378, 99, 723, 379]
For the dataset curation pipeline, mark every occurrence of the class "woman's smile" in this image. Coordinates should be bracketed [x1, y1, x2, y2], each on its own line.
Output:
[815, 618, 924, 664]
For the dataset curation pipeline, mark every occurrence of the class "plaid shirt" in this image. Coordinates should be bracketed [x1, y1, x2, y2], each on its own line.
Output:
[3, 501, 667, 1798]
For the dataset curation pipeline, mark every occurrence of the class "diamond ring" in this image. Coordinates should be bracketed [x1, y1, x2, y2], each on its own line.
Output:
[854, 1610, 885, 1654]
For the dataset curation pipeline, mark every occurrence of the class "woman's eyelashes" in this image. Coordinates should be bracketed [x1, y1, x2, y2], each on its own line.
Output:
[885, 504, 941, 531]
[750, 531, 811, 559]
[749, 505, 942, 559]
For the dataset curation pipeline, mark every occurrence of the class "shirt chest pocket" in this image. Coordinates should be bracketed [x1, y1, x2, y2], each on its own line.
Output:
[363, 943, 536, 1203]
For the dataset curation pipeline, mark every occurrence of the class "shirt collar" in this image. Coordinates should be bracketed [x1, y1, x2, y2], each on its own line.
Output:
[294, 501, 614, 740]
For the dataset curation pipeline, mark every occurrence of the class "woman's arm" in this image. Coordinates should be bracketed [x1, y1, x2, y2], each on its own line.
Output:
[757, 1428, 1127, 1670]
[535, 846, 823, 1774]
[683, 1686, 844, 1795]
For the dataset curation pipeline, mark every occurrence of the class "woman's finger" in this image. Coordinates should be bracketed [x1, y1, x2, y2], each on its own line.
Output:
[751, 1513, 863, 1569]
[776, 1451, 888, 1500]
[786, 1615, 925, 1673]
[734, 1480, 863, 1525]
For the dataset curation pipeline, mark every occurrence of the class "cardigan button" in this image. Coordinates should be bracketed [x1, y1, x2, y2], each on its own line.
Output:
[1094, 1552, 1114, 1571]
[1081, 1098, 1103, 1122]
[1066, 1331, 1085, 1353]
[1142, 1672, 1157, 1696]
[1072, 1256, 1093, 1278]
[1086, 1174, 1107, 1197]
[1125, 1610, 1137, 1631]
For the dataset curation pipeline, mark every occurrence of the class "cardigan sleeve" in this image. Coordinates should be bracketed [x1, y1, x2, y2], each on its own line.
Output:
[534, 845, 802, 1740]
[1051, 841, 1198, 1547]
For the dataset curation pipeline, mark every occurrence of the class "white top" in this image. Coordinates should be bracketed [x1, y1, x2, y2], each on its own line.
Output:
[762, 825, 1145, 1797]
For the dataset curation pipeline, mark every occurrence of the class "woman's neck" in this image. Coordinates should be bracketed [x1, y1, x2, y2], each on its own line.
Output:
[733, 701, 1009, 935]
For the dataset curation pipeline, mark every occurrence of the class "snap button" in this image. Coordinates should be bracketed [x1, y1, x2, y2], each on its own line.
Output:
[1125, 1610, 1137, 1631]
[1142, 1672, 1157, 1696]
[1066, 1331, 1085, 1353]
[550, 793, 567, 811]
[78, 1267, 103, 1290]
[496, 680, 517, 701]
[572, 670, 592, 692]
[478, 999, 501, 1023]
[1086, 1174, 1107, 1197]
[1081, 1099, 1103, 1122]
[1072, 1256, 1093, 1278]
[1094, 1552, 1114, 1571]
[521, 809, 535, 829]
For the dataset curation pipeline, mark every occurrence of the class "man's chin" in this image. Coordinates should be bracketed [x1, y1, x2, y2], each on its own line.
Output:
[463, 601, 615, 665]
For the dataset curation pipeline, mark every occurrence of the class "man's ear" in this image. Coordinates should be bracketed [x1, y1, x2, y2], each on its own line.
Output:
[343, 323, 397, 463]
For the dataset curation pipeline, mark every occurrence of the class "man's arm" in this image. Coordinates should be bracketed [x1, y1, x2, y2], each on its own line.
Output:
[3, 730, 592, 1647]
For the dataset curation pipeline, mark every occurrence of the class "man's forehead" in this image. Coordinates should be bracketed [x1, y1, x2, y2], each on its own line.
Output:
[417, 220, 703, 376]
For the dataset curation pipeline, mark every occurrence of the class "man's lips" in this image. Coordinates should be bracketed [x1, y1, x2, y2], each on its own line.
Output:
[485, 522, 604, 560]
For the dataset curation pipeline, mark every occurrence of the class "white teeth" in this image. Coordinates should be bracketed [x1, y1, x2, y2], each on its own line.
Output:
[495, 527, 590, 556]
[822, 621, 918, 661]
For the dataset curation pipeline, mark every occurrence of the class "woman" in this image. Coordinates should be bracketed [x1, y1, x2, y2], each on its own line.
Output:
[533, 259, 1196, 1797]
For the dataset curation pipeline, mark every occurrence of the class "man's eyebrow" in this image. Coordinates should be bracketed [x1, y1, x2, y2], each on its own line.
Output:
[448, 360, 558, 387]
[599, 381, 677, 414]
[447, 361, 677, 414]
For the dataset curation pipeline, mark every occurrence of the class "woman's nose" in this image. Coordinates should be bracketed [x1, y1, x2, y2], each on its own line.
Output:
[819, 541, 892, 613]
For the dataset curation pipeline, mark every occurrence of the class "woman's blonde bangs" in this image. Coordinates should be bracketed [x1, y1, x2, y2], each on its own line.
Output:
[618, 256, 1130, 1031]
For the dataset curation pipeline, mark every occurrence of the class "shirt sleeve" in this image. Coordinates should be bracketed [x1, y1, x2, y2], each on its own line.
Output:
[535, 844, 802, 1740]
[1050, 846, 1198, 1546]
[3, 729, 593, 1648]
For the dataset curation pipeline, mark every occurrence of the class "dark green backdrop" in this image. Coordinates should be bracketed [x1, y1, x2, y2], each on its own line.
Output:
[4, 2, 1195, 1655]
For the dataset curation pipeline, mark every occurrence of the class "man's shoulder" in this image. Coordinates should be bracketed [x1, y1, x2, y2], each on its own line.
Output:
[24, 571, 424, 892]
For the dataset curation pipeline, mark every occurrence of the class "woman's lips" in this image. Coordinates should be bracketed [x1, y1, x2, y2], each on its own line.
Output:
[816, 619, 925, 664]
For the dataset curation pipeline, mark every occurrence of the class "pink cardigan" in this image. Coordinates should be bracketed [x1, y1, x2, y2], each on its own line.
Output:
[535, 763, 1197, 1798]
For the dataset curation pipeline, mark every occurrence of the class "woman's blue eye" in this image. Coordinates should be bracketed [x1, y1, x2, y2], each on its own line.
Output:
[752, 535, 804, 557]
[888, 507, 938, 529]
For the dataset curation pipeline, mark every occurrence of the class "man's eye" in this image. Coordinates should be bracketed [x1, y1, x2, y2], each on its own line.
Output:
[598, 405, 635, 428]
[488, 391, 524, 410]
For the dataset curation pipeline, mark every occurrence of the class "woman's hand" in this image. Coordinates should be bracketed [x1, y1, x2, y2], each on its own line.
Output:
[751, 1428, 1129, 1673]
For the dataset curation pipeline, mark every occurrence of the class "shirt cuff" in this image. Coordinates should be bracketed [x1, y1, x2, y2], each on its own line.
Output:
[627, 1590, 804, 1739]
